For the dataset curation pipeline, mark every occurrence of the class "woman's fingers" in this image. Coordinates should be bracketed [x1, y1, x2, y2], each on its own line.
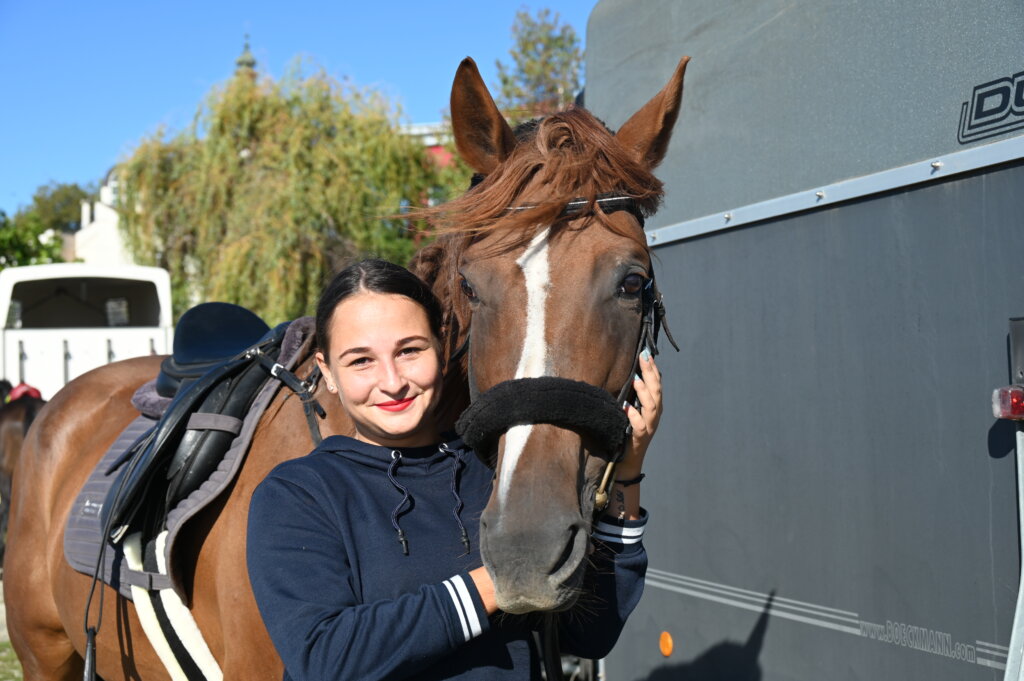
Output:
[626, 402, 647, 435]
[639, 351, 662, 393]
[633, 354, 663, 433]
[633, 375, 657, 417]
[621, 354, 665, 468]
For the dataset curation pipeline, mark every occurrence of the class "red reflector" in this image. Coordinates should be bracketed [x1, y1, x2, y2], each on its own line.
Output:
[993, 386, 1024, 420]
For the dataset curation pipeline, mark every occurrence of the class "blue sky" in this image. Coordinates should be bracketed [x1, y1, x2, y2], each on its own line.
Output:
[0, 1, 597, 216]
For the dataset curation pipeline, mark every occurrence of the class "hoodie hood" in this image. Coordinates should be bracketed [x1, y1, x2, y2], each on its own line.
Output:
[315, 433, 473, 556]
[317, 433, 470, 474]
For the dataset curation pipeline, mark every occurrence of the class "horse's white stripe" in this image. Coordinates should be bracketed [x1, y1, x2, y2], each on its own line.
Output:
[498, 228, 551, 506]
[513, 228, 552, 379]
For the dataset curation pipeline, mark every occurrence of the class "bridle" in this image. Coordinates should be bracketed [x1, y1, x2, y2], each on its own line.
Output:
[504, 193, 648, 228]
[592, 273, 676, 510]
[453, 194, 678, 512]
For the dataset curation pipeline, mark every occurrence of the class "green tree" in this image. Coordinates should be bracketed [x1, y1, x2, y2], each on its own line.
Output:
[0, 209, 64, 270]
[117, 48, 442, 323]
[495, 8, 583, 124]
[29, 182, 94, 233]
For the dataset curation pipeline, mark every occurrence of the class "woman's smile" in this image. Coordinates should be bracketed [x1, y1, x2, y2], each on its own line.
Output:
[375, 396, 417, 412]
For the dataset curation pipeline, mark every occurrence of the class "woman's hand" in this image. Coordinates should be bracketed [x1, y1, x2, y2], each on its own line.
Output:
[617, 350, 662, 480]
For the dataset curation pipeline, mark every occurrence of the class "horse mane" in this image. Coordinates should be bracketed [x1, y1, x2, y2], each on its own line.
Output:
[409, 106, 665, 378]
[424, 107, 664, 240]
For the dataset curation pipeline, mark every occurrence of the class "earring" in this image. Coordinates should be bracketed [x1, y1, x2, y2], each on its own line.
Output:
[327, 384, 336, 393]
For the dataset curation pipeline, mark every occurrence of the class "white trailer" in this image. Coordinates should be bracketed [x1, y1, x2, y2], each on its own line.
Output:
[0, 263, 173, 399]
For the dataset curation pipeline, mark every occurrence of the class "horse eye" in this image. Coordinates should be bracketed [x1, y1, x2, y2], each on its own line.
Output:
[460, 277, 478, 302]
[619, 273, 645, 295]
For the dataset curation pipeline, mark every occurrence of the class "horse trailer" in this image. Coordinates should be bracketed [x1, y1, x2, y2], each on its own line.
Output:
[0, 263, 173, 399]
[584, 0, 1024, 679]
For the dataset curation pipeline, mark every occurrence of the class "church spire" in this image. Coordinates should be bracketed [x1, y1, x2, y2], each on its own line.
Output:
[235, 35, 257, 74]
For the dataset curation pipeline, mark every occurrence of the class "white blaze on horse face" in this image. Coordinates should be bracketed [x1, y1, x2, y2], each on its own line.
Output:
[498, 227, 552, 507]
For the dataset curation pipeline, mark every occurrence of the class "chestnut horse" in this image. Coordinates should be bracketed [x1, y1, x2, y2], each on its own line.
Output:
[0, 392, 45, 567]
[4, 56, 688, 680]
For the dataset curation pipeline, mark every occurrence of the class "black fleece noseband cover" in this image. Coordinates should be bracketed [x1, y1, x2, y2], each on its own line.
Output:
[455, 377, 628, 461]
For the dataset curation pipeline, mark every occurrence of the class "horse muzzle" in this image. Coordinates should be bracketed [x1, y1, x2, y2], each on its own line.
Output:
[479, 505, 590, 614]
[458, 377, 628, 612]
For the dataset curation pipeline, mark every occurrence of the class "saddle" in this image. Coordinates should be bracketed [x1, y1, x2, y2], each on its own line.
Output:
[100, 302, 321, 546]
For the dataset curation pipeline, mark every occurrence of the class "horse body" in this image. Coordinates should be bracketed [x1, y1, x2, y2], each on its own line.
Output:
[6, 355, 347, 680]
[5, 56, 688, 679]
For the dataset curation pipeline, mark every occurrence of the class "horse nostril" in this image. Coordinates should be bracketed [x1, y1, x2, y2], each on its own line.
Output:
[547, 524, 581, 576]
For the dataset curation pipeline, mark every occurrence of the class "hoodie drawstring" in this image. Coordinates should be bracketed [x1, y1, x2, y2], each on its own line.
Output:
[387, 444, 471, 557]
[387, 451, 411, 555]
[442, 443, 471, 554]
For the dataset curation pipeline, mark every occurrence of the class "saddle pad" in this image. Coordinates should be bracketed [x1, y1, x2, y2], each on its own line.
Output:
[63, 316, 317, 601]
[64, 414, 169, 596]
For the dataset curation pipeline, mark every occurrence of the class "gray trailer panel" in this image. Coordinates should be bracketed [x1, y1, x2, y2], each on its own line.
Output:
[584, 1, 1024, 678]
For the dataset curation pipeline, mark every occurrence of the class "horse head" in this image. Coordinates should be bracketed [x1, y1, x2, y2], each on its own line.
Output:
[418, 56, 688, 614]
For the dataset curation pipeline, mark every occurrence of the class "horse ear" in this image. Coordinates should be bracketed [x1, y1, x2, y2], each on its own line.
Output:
[450, 57, 517, 175]
[408, 239, 446, 289]
[615, 56, 690, 170]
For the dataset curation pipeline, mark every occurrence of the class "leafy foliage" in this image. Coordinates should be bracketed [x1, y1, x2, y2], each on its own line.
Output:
[117, 58, 446, 323]
[0, 181, 94, 271]
[29, 182, 94, 234]
[495, 8, 583, 124]
[0, 209, 64, 271]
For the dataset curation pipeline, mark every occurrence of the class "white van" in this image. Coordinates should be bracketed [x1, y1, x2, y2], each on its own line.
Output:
[0, 263, 173, 399]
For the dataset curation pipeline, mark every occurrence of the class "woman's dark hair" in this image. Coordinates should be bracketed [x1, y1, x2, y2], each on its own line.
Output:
[315, 259, 444, 358]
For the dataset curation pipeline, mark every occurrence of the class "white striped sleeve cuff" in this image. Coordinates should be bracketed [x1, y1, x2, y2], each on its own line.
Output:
[442, 574, 485, 642]
[593, 512, 648, 545]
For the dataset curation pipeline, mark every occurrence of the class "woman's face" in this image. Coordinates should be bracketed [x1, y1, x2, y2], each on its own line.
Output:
[315, 291, 443, 449]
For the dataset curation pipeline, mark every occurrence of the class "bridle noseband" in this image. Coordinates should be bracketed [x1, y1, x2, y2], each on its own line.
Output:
[453, 195, 678, 513]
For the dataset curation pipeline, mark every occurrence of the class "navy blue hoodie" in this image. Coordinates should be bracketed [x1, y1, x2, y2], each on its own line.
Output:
[246, 434, 647, 681]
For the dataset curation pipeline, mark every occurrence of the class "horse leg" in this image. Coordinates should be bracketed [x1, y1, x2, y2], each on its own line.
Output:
[3, 479, 83, 681]
[0, 472, 10, 569]
[6, 358, 163, 681]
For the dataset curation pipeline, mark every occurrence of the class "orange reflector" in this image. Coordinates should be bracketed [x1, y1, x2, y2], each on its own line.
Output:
[659, 630, 674, 657]
[993, 386, 1024, 420]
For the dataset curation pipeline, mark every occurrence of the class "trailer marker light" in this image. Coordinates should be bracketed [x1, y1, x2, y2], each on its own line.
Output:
[659, 631, 674, 657]
[992, 385, 1024, 420]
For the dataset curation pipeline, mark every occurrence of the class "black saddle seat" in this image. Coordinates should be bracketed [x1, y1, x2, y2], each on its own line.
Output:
[156, 303, 270, 398]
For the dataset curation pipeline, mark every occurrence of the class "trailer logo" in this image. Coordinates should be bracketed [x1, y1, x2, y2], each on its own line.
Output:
[958, 71, 1024, 143]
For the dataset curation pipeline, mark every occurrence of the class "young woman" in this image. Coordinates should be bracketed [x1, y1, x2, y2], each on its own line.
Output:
[246, 259, 662, 681]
